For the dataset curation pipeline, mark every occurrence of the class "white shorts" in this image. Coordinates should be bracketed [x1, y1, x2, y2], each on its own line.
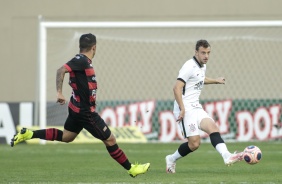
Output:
[173, 102, 213, 138]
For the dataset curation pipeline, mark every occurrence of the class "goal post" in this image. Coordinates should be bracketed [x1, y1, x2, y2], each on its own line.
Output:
[37, 19, 282, 144]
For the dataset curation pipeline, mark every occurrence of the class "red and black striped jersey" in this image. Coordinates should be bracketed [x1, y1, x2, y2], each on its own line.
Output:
[64, 54, 97, 113]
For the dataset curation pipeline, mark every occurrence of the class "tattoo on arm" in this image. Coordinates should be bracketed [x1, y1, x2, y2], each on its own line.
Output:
[56, 66, 66, 93]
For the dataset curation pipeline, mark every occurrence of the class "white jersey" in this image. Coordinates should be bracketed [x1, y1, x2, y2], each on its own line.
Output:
[173, 56, 214, 138]
[174, 56, 206, 111]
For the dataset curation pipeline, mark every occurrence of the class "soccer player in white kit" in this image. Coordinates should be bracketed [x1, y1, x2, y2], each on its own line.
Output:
[166, 40, 243, 173]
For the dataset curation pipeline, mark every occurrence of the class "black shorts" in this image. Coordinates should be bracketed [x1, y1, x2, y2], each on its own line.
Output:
[64, 108, 111, 140]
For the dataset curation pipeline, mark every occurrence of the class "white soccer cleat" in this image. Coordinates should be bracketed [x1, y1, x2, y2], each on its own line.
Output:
[166, 155, 176, 173]
[224, 151, 243, 166]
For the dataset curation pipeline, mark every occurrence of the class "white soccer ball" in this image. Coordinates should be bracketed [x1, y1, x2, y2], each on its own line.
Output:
[243, 145, 262, 165]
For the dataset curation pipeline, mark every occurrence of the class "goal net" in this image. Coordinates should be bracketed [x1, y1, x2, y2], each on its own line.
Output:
[37, 21, 282, 142]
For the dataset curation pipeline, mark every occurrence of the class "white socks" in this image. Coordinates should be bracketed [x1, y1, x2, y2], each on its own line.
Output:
[170, 150, 182, 162]
[170, 143, 231, 162]
[215, 143, 231, 160]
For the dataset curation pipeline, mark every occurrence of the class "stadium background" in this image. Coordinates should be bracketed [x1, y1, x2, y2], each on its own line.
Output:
[1, 0, 282, 144]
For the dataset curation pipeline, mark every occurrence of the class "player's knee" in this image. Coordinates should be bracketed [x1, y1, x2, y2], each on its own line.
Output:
[210, 123, 220, 133]
[189, 140, 201, 151]
[205, 123, 220, 135]
[103, 133, 117, 146]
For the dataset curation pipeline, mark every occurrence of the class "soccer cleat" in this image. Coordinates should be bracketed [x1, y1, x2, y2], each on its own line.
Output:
[128, 163, 150, 178]
[224, 151, 244, 166]
[166, 155, 176, 173]
[10, 128, 33, 147]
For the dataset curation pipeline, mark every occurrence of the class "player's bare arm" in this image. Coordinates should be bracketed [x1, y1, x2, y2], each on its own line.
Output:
[204, 77, 225, 85]
[173, 80, 186, 121]
[56, 65, 68, 105]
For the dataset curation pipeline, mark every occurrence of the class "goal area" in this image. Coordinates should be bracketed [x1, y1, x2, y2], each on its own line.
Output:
[37, 20, 282, 142]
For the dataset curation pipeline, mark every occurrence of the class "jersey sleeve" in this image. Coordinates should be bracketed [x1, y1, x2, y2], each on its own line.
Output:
[177, 62, 193, 83]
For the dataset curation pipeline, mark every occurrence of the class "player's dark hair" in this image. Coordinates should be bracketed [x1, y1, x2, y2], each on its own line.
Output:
[195, 40, 210, 51]
[79, 33, 96, 52]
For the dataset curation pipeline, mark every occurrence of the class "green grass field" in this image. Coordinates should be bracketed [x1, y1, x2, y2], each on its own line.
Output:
[1, 141, 281, 184]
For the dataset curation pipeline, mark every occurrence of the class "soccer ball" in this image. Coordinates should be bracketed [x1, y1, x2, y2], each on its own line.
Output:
[243, 145, 262, 165]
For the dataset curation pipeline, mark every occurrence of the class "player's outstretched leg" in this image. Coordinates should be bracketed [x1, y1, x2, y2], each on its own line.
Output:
[165, 155, 176, 173]
[128, 163, 150, 178]
[10, 128, 34, 147]
[224, 151, 244, 166]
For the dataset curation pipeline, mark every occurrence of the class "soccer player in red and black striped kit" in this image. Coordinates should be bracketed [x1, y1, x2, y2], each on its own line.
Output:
[11, 33, 150, 177]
